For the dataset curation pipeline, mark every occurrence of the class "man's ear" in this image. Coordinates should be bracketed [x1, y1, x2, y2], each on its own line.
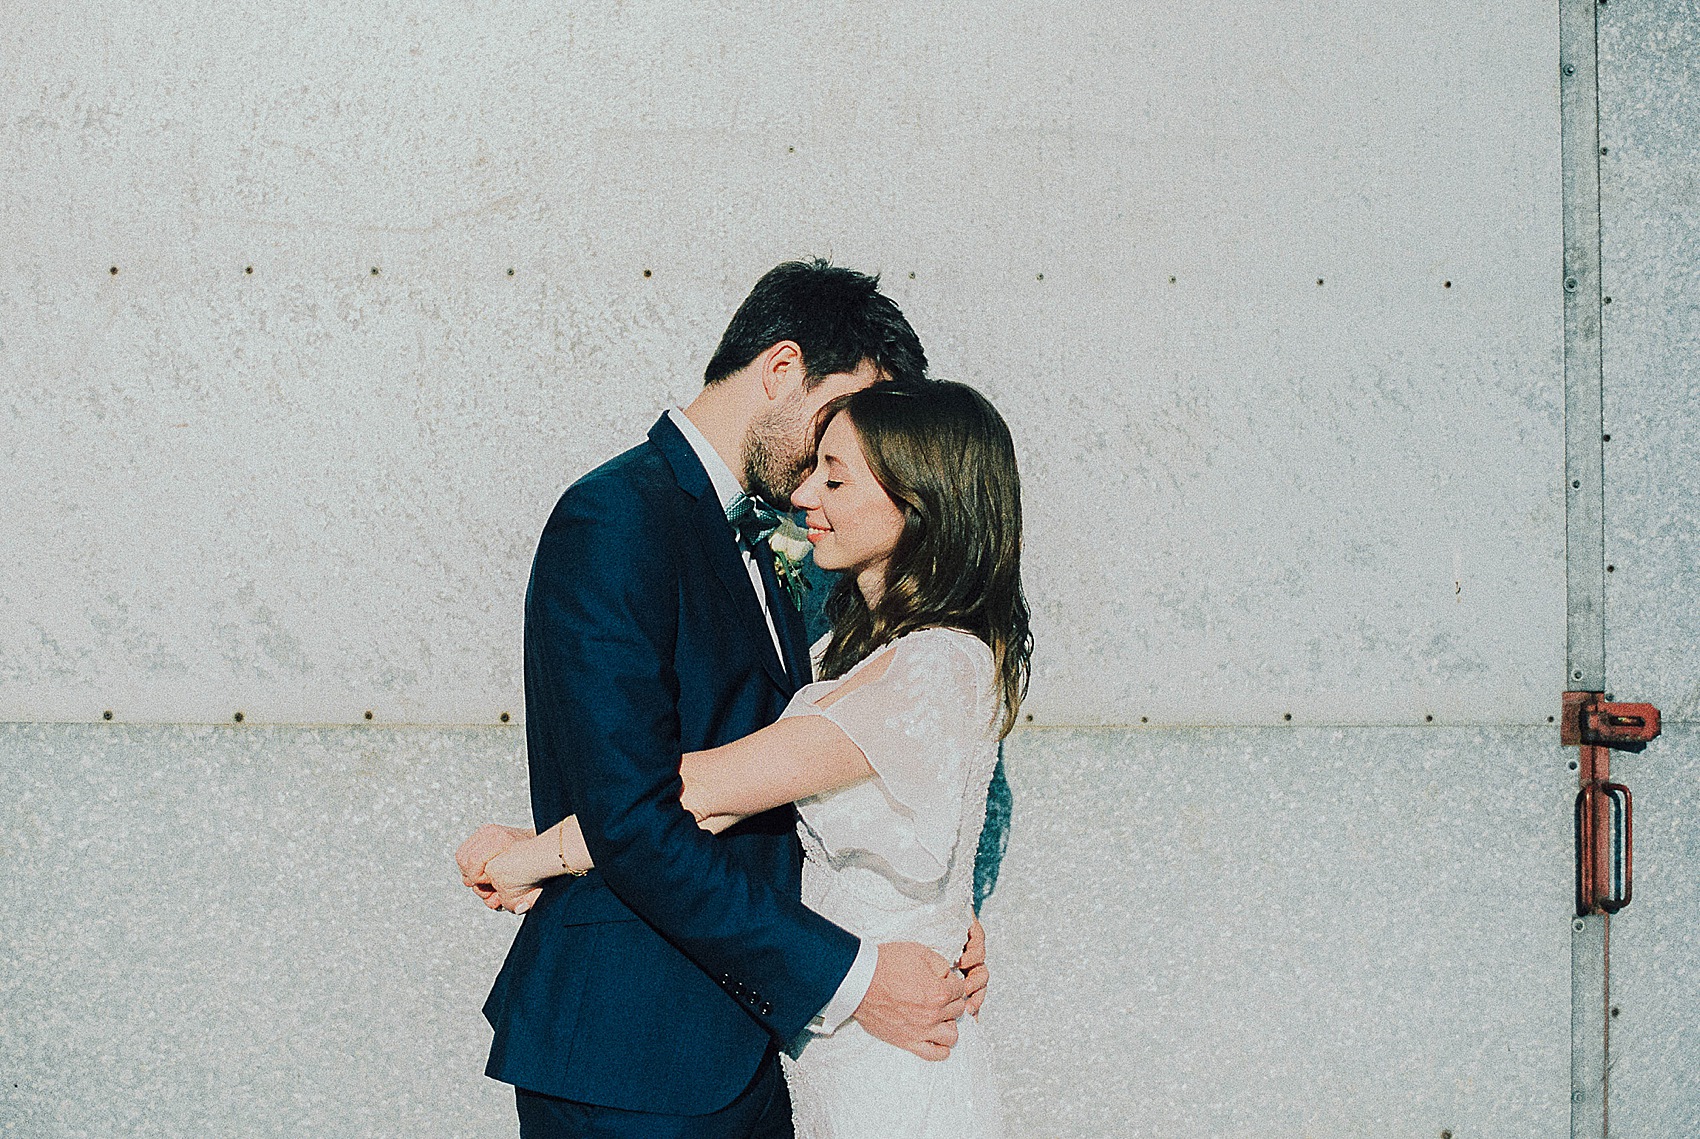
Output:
[758, 341, 805, 401]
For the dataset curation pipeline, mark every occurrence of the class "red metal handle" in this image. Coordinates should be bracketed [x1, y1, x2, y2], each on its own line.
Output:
[1588, 704, 1661, 747]
[1564, 692, 1652, 916]
[1575, 781, 1633, 915]
[1600, 783, 1632, 913]
[1576, 787, 1594, 915]
[1561, 692, 1663, 749]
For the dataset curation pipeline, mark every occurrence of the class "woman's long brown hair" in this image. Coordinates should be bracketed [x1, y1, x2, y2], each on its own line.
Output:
[815, 380, 1032, 739]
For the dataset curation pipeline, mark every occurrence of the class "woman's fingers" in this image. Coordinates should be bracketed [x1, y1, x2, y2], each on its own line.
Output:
[498, 886, 542, 915]
[456, 824, 533, 886]
[460, 825, 548, 914]
[455, 825, 503, 883]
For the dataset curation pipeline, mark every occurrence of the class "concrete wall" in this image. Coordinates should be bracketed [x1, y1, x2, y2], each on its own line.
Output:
[2, 0, 1561, 727]
[1596, 4, 1700, 1134]
[9, 2, 1689, 1136]
[2, 723, 523, 1138]
[2, 722, 1575, 1138]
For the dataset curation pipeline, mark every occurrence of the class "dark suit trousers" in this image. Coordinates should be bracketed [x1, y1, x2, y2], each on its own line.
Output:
[515, 1049, 793, 1139]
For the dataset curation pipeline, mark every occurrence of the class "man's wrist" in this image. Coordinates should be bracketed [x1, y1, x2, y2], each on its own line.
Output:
[810, 938, 878, 1035]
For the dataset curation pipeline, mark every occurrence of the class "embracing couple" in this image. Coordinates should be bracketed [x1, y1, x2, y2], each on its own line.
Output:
[456, 259, 1030, 1139]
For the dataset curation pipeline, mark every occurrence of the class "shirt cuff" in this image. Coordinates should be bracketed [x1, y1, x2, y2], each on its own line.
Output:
[809, 938, 878, 1036]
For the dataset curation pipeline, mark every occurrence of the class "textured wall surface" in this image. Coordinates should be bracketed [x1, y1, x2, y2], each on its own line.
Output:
[985, 728, 1572, 1139]
[1609, 729, 1700, 1139]
[2, 0, 1561, 726]
[1598, 3, 1700, 1133]
[1, 723, 525, 1138]
[6, 1, 1659, 1136]
[3, 722, 1576, 1138]
[1599, 1, 1700, 719]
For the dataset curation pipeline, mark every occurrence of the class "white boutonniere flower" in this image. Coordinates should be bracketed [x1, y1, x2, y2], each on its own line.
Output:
[769, 517, 813, 609]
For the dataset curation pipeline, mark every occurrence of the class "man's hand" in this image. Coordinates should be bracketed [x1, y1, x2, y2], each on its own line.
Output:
[957, 917, 988, 1018]
[454, 824, 533, 910]
[852, 941, 967, 1061]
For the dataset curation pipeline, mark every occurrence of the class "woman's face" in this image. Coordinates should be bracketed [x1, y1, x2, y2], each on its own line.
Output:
[790, 412, 907, 591]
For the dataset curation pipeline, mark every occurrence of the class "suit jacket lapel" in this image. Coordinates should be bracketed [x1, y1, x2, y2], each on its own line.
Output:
[649, 416, 791, 692]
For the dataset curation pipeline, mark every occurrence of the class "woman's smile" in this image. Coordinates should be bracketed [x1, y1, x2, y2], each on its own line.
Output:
[790, 413, 907, 600]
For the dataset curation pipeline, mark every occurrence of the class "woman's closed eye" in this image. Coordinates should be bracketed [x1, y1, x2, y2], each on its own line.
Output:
[824, 480, 843, 489]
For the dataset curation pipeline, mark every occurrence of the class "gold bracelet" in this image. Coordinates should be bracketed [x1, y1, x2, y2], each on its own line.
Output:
[558, 823, 587, 877]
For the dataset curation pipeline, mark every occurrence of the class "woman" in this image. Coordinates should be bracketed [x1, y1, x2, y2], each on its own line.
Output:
[463, 379, 1030, 1138]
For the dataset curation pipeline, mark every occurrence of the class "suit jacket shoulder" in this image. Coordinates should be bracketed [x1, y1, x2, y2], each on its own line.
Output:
[545, 437, 684, 538]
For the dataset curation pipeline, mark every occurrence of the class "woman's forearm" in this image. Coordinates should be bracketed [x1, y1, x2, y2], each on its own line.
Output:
[496, 803, 728, 906]
[678, 715, 873, 826]
[678, 646, 894, 824]
[493, 716, 874, 899]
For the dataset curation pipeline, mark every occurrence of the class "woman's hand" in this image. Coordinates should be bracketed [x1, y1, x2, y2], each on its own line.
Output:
[457, 818, 595, 914]
[455, 824, 534, 910]
[485, 838, 551, 914]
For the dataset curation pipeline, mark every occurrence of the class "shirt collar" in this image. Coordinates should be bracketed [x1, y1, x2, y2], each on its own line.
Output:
[665, 407, 744, 512]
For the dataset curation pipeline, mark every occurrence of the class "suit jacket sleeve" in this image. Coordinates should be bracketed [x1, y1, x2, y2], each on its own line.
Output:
[526, 470, 861, 1041]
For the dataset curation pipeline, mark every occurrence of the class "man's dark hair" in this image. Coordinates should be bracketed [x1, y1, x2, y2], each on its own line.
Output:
[703, 259, 928, 387]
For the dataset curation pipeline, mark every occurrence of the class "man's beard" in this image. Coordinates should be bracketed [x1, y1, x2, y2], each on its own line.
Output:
[742, 397, 812, 506]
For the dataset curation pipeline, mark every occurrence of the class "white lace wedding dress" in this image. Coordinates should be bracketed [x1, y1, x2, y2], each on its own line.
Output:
[778, 627, 1005, 1139]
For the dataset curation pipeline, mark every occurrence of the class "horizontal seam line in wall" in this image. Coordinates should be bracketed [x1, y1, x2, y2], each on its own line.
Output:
[11, 719, 1700, 729]
[0, 719, 523, 729]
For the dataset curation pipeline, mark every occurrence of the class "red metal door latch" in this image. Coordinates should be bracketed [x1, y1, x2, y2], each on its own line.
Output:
[1564, 692, 1662, 916]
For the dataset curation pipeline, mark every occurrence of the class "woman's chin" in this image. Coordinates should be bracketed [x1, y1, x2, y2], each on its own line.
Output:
[810, 545, 855, 574]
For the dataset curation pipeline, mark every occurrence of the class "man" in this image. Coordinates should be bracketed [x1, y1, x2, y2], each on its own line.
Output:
[463, 260, 987, 1138]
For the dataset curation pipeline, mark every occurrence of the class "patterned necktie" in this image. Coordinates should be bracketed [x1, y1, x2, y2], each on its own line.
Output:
[725, 491, 786, 548]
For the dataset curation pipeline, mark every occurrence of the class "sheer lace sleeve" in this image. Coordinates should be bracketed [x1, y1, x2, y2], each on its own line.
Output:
[790, 628, 998, 883]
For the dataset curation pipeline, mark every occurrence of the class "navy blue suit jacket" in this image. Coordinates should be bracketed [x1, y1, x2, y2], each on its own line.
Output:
[483, 415, 860, 1114]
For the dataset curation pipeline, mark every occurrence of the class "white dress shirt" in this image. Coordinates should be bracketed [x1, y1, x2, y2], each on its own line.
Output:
[665, 408, 878, 1034]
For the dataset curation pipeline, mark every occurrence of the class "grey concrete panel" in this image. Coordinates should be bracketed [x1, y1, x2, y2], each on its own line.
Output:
[1594, 10, 1700, 1120]
[1599, 1, 1700, 719]
[1608, 726, 1700, 1137]
[980, 726, 1572, 1138]
[0, 723, 526, 1138]
[3, 1, 1564, 725]
[3, 722, 1576, 1137]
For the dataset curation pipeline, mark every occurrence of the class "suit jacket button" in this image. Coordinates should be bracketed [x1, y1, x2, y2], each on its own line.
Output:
[760, 1002, 773, 1016]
